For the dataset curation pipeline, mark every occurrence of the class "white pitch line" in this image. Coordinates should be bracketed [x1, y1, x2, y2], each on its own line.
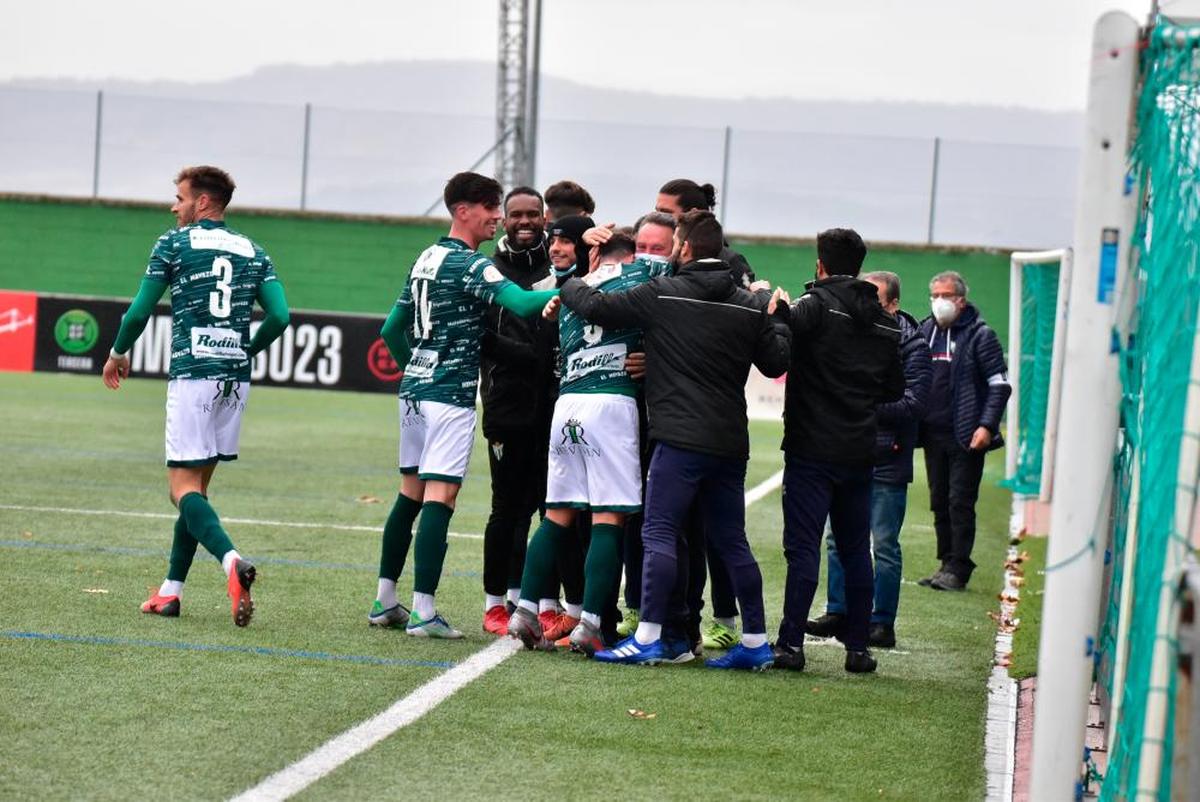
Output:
[0, 503, 483, 540]
[226, 460, 786, 800]
[230, 638, 522, 802]
[744, 469, 784, 506]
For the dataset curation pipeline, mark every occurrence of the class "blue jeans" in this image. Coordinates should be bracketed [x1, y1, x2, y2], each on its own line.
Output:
[825, 481, 908, 626]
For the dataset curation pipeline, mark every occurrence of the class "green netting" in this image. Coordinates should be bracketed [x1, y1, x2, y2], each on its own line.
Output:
[1098, 18, 1200, 800]
[1001, 261, 1060, 495]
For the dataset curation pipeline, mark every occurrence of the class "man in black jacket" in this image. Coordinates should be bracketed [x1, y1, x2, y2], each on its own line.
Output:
[917, 271, 1011, 591]
[774, 229, 905, 674]
[560, 210, 790, 671]
[807, 271, 931, 649]
[479, 186, 558, 635]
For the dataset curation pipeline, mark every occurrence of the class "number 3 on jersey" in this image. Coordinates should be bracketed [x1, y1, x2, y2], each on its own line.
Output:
[210, 256, 233, 318]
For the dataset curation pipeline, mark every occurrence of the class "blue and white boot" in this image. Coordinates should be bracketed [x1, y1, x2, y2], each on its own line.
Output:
[705, 642, 774, 672]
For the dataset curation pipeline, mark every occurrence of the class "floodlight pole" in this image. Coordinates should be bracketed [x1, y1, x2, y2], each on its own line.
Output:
[1028, 12, 1139, 799]
[496, 0, 532, 189]
[526, 0, 542, 189]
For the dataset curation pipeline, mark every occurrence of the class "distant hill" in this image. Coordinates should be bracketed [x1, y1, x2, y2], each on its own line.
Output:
[5, 60, 1082, 146]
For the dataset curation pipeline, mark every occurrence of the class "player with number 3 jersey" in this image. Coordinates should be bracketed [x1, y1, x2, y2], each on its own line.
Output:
[103, 165, 291, 627]
[368, 171, 558, 640]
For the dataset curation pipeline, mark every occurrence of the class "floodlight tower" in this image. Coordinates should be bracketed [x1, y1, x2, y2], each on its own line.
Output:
[495, 0, 541, 189]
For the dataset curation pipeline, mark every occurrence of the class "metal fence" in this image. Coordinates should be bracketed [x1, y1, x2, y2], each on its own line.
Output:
[0, 86, 1078, 249]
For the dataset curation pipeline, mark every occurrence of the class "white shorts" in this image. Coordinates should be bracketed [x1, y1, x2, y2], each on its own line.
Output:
[546, 393, 641, 513]
[399, 398, 476, 483]
[165, 379, 250, 467]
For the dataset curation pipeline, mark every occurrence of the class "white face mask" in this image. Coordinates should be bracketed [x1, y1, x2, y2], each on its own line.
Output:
[931, 297, 959, 326]
[635, 253, 670, 266]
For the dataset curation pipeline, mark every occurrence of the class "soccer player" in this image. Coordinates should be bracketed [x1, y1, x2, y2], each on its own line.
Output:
[562, 211, 791, 671]
[369, 172, 558, 639]
[103, 165, 290, 626]
[507, 228, 669, 655]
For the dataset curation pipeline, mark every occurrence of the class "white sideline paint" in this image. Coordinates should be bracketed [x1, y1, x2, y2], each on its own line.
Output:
[0, 504, 484, 540]
[744, 469, 784, 505]
[229, 638, 522, 802]
[226, 464, 786, 800]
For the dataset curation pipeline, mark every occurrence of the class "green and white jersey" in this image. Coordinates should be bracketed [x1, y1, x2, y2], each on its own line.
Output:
[396, 236, 515, 408]
[144, 219, 278, 381]
[558, 258, 669, 397]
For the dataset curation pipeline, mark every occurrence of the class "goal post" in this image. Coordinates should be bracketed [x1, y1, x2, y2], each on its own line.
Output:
[1004, 248, 1072, 510]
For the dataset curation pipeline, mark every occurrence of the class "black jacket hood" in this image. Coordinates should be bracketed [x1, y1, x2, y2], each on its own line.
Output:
[805, 274, 884, 327]
[495, 233, 549, 272]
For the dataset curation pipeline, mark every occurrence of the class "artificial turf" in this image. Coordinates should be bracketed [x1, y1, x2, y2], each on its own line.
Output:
[0, 371, 1012, 800]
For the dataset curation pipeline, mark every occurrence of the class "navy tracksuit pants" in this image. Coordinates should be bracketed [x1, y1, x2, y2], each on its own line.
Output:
[779, 452, 875, 652]
[639, 443, 766, 636]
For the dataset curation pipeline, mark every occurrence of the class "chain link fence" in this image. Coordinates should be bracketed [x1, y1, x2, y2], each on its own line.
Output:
[0, 86, 1077, 248]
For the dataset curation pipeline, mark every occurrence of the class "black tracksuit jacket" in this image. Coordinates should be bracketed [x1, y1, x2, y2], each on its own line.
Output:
[480, 235, 557, 438]
[559, 258, 791, 461]
[781, 274, 906, 467]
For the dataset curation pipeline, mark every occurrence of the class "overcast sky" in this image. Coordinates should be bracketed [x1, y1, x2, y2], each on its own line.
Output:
[1, 0, 1158, 110]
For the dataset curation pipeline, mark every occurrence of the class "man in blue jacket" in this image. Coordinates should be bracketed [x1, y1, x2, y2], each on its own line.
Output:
[917, 271, 1011, 591]
[807, 271, 931, 648]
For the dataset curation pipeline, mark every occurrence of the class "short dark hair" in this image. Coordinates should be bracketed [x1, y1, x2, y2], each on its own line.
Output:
[176, 165, 235, 208]
[544, 180, 595, 218]
[597, 227, 636, 261]
[659, 178, 717, 212]
[444, 171, 503, 213]
[862, 270, 901, 303]
[816, 228, 867, 277]
[676, 210, 723, 260]
[504, 185, 543, 214]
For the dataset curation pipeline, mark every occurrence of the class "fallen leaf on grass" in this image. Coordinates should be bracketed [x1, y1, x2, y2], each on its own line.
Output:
[356, 495, 382, 504]
[626, 709, 656, 719]
[21, 530, 33, 540]
[82, 588, 109, 594]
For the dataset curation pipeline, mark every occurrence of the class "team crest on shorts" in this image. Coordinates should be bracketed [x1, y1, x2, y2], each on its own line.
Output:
[561, 418, 589, 446]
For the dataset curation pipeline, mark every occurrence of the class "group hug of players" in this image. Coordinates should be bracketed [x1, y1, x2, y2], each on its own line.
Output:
[107, 164, 916, 674]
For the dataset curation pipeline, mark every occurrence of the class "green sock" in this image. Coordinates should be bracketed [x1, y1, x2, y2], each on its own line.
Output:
[379, 493, 422, 580]
[519, 518, 571, 603]
[178, 492, 235, 562]
[166, 513, 198, 582]
[583, 523, 623, 617]
[412, 502, 455, 595]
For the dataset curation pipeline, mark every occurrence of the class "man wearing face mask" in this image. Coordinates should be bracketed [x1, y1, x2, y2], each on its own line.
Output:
[917, 271, 1010, 592]
[478, 187, 558, 635]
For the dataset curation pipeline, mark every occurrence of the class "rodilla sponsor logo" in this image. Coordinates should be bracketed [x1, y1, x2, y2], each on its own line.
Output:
[565, 344, 625, 380]
[404, 349, 438, 379]
[191, 326, 246, 360]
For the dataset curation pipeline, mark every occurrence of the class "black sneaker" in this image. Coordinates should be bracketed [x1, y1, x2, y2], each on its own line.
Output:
[805, 612, 847, 640]
[867, 623, 896, 649]
[772, 642, 806, 672]
[845, 649, 878, 674]
[931, 572, 967, 592]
